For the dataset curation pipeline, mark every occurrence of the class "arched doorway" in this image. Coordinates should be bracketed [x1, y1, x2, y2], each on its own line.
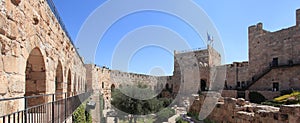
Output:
[25, 47, 46, 108]
[111, 84, 115, 92]
[201, 79, 207, 91]
[55, 61, 63, 100]
[67, 69, 72, 96]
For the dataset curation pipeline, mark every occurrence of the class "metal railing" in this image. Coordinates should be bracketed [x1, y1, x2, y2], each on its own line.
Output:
[174, 47, 207, 54]
[0, 91, 92, 123]
[45, 0, 84, 64]
[244, 60, 300, 90]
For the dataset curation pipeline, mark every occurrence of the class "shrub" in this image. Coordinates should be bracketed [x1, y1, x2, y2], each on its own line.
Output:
[249, 91, 266, 104]
[72, 101, 92, 123]
[187, 111, 199, 121]
[155, 108, 175, 123]
[176, 117, 188, 123]
[261, 101, 283, 107]
[204, 119, 215, 123]
[280, 89, 294, 96]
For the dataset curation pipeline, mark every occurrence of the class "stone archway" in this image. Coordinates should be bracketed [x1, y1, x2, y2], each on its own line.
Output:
[55, 61, 63, 100]
[201, 79, 207, 91]
[67, 69, 72, 96]
[166, 83, 169, 89]
[25, 47, 46, 108]
[111, 84, 115, 92]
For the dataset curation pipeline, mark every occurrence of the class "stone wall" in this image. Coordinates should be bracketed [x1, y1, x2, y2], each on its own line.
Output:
[245, 90, 280, 101]
[94, 66, 166, 109]
[190, 94, 300, 123]
[0, 0, 86, 116]
[171, 46, 220, 95]
[225, 62, 249, 90]
[221, 90, 237, 98]
[248, 10, 300, 89]
[249, 65, 300, 91]
[85, 64, 99, 92]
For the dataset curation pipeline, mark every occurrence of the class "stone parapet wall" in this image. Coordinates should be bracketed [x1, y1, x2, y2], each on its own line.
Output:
[221, 90, 237, 98]
[0, 0, 86, 116]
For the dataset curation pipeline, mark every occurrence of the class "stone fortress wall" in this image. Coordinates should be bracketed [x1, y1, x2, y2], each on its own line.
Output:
[170, 46, 221, 96]
[247, 11, 300, 91]
[1, 0, 300, 122]
[225, 62, 249, 90]
[0, 0, 87, 116]
[85, 64, 169, 109]
[221, 9, 300, 100]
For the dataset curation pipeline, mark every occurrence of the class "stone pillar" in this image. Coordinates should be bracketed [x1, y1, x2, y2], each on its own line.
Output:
[90, 93, 101, 123]
[297, 9, 300, 26]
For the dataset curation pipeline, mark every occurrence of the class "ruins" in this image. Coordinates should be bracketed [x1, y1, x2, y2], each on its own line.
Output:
[0, 0, 300, 122]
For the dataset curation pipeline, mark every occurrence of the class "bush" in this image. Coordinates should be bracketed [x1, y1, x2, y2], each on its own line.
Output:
[187, 111, 199, 121]
[204, 119, 215, 123]
[280, 89, 294, 96]
[261, 101, 283, 107]
[155, 108, 175, 123]
[72, 101, 92, 123]
[176, 117, 188, 123]
[249, 91, 266, 104]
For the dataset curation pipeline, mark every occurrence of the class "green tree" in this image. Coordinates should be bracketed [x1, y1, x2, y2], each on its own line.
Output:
[111, 88, 173, 123]
[249, 91, 266, 104]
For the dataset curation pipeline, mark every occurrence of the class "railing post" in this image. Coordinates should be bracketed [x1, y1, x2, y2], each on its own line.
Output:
[52, 94, 55, 122]
[24, 97, 27, 123]
[65, 93, 67, 121]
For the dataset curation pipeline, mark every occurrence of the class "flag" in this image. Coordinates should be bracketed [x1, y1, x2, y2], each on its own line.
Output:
[207, 32, 214, 46]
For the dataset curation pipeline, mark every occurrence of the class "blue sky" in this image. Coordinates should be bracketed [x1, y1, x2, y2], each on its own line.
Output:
[52, 0, 300, 75]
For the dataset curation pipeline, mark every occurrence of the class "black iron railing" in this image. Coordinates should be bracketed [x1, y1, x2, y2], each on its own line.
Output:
[45, 0, 84, 64]
[243, 61, 300, 90]
[0, 91, 92, 123]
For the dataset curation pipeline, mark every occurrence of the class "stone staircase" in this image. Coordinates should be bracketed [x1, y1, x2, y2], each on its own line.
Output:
[243, 61, 300, 90]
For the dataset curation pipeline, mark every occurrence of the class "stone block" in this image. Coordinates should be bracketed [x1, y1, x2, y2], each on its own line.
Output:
[28, 72, 46, 81]
[36, 80, 46, 89]
[9, 74, 25, 93]
[280, 105, 300, 114]
[3, 55, 19, 73]
[237, 98, 246, 106]
[0, 14, 7, 35]
[25, 80, 36, 92]
[0, 75, 8, 95]
[7, 20, 17, 40]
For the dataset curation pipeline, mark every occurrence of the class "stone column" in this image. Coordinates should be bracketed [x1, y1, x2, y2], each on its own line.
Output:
[90, 93, 101, 122]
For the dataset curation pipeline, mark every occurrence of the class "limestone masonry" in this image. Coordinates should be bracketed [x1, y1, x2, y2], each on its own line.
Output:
[1, 0, 300, 122]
